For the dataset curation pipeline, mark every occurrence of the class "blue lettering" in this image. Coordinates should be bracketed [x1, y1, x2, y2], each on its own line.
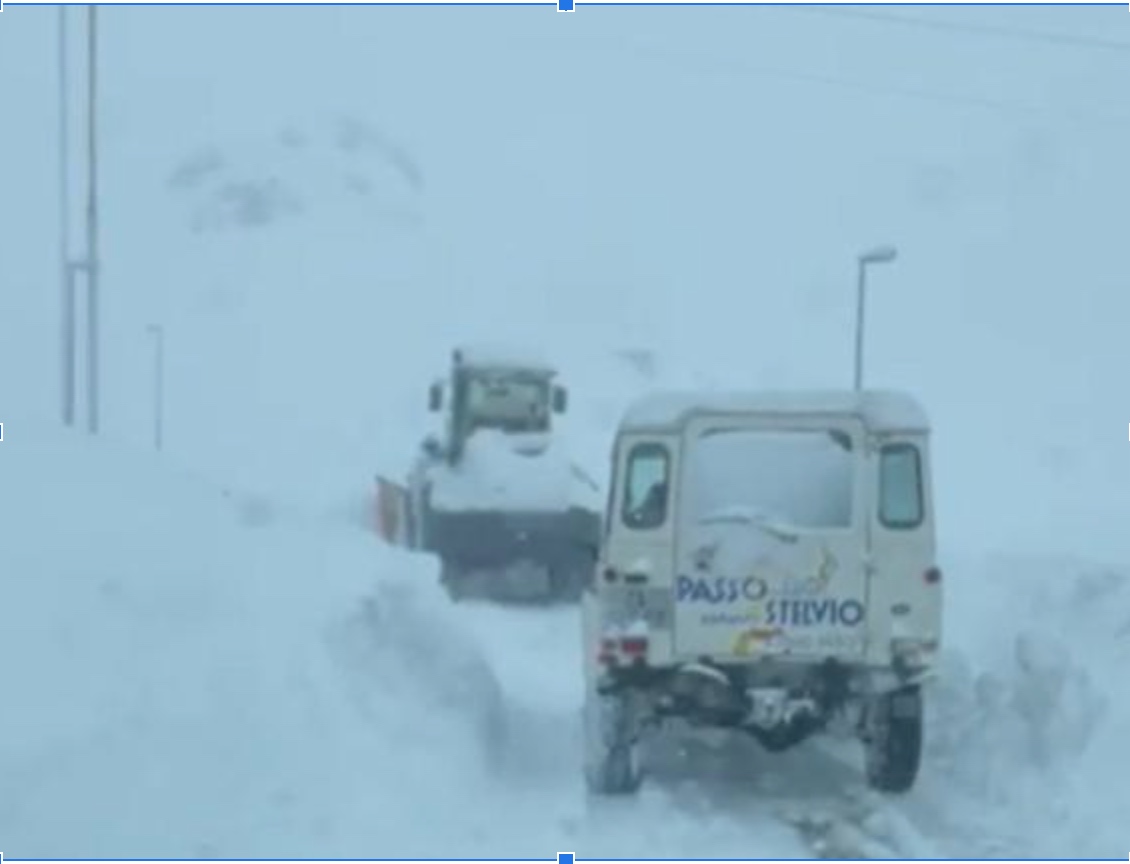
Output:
[742, 577, 768, 601]
[760, 598, 864, 628]
[692, 579, 715, 603]
[838, 599, 865, 627]
[675, 575, 695, 602]
[676, 577, 862, 625]
[676, 576, 768, 605]
[810, 599, 832, 625]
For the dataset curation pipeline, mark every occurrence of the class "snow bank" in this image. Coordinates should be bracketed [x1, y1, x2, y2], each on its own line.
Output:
[912, 553, 1130, 858]
[0, 423, 504, 857]
[0, 419, 823, 858]
[428, 428, 602, 513]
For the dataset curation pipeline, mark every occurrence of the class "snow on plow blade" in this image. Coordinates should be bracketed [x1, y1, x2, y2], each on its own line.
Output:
[373, 475, 412, 547]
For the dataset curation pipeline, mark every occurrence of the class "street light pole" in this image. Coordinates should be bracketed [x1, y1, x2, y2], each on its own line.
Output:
[59, 6, 75, 428]
[853, 245, 898, 392]
[147, 324, 165, 452]
[85, 4, 100, 436]
[853, 257, 866, 392]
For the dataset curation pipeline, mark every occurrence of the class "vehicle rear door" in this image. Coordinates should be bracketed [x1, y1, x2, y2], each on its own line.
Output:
[671, 412, 871, 662]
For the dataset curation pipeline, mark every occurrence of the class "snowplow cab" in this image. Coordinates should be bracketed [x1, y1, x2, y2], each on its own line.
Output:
[427, 347, 569, 465]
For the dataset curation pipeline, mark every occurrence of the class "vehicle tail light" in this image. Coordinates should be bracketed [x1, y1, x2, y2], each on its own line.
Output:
[620, 636, 648, 658]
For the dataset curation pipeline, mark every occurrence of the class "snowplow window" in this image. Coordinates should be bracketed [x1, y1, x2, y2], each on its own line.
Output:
[879, 443, 924, 530]
[622, 443, 670, 530]
[464, 375, 550, 433]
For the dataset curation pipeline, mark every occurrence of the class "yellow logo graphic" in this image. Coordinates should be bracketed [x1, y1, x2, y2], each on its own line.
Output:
[732, 626, 784, 656]
[730, 546, 841, 655]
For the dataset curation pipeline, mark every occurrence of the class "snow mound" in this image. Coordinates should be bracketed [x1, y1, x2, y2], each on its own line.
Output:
[0, 423, 504, 856]
[428, 428, 602, 513]
[912, 554, 1130, 858]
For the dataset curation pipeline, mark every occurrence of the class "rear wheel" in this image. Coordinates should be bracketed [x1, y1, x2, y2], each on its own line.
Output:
[583, 689, 644, 796]
[862, 684, 923, 793]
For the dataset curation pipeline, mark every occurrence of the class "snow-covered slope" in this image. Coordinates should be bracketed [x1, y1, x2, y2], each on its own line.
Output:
[0, 419, 504, 856]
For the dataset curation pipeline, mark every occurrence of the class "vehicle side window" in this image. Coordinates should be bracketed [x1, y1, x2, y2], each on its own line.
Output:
[621, 443, 670, 530]
[879, 443, 924, 529]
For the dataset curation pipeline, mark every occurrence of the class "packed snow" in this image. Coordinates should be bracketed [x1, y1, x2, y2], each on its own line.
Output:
[454, 342, 558, 375]
[621, 390, 931, 433]
[3, 2, 1130, 858]
[427, 428, 603, 513]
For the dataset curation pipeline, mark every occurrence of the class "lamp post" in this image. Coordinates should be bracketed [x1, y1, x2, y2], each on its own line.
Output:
[85, 4, 100, 435]
[147, 324, 165, 452]
[59, 7, 74, 427]
[854, 244, 898, 391]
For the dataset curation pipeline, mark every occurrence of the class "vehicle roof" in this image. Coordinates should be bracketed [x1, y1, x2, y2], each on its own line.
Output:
[453, 343, 558, 376]
[619, 389, 930, 433]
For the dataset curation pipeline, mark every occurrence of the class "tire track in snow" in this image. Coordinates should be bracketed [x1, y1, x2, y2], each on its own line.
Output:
[455, 602, 934, 858]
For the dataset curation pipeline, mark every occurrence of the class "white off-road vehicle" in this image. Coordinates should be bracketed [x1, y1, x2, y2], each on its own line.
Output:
[581, 389, 942, 795]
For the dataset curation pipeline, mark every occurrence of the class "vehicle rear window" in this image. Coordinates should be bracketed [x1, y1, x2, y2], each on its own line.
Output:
[879, 443, 924, 529]
[621, 443, 670, 530]
[682, 428, 855, 530]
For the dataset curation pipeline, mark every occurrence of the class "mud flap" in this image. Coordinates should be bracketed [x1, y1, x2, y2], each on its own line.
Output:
[373, 475, 411, 547]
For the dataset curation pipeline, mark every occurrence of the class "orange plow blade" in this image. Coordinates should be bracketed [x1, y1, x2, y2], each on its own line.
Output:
[373, 475, 411, 547]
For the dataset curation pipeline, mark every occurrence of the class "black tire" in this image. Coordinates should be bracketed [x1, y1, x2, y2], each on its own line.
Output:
[863, 684, 923, 794]
[583, 692, 644, 796]
[586, 743, 643, 796]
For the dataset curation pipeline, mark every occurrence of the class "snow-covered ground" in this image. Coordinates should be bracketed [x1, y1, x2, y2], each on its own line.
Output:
[2, 2, 1129, 858]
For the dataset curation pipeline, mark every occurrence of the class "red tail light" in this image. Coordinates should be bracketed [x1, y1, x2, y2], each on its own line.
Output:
[620, 636, 648, 658]
[924, 566, 942, 585]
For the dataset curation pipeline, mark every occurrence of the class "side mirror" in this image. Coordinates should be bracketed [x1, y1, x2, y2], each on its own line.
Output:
[552, 385, 568, 414]
[428, 382, 443, 412]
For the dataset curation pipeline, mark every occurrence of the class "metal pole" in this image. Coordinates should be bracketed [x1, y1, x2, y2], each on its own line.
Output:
[85, 4, 100, 435]
[853, 259, 867, 391]
[148, 325, 164, 451]
[59, 6, 75, 428]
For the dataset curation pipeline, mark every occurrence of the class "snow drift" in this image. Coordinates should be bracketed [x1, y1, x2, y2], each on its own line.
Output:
[913, 553, 1130, 859]
[0, 420, 504, 857]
